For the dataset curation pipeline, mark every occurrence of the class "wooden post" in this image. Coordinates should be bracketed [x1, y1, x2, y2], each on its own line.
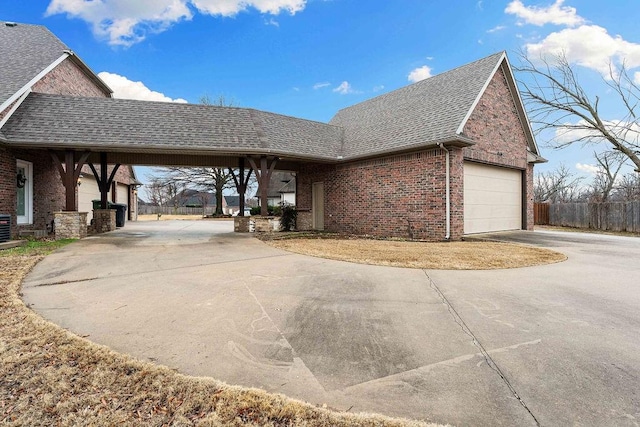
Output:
[248, 156, 278, 216]
[50, 150, 90, 211]
[88, 152, 120, 209]
[228, 158, 253, 216]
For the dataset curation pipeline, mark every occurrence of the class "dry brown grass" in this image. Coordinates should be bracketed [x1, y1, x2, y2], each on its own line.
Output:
[266, 238, 566, 270]
[0, 248, 442, 426]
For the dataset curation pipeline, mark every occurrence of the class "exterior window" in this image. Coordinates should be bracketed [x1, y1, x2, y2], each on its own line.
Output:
[16, 160, 33, 225]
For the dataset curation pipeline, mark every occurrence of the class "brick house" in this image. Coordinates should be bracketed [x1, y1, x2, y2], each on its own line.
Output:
[295, 52, 546, 240]
[1, 22, 544, 241]
[0, 22, 139, 238]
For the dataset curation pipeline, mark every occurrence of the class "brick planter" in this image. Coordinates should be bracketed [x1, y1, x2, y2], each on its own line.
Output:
[54, 211, 87, 240]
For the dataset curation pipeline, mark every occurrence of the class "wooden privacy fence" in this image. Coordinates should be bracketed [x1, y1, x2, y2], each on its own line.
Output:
[534, 203, 549, 225]
[548, 201, 640, 233]
[138, 205, 218, 215]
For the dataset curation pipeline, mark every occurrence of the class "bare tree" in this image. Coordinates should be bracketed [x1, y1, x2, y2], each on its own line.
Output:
[200, 94, 237, 107]
[534, 164, 584, 203]
[516, 52, 640, 172]
[144, 177, 172, 207]
[613, 173, 640, 201]
[159, 167, 234, 215]
[583, 151, 626, 202]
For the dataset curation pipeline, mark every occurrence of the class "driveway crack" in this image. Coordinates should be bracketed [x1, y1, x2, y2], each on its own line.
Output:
[423, 270, 541, 426]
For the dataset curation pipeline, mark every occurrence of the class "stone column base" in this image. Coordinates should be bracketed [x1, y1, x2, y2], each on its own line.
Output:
[54, 211, 87, 240]
[234, 216, 251, 232]
[253, 216, 281, 232]
[92, 209, 116, 234]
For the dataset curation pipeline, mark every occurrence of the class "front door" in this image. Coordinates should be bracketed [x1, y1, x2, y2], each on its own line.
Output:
[16, 160, 33, 225]
[312, 182, 324, 230]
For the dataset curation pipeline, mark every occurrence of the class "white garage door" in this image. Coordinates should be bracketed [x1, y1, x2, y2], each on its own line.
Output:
[464, 162, 522, 234]
[78, 176, 101, 222]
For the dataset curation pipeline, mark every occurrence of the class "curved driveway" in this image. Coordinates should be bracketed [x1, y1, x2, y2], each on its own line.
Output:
[23, 221, 640, 426]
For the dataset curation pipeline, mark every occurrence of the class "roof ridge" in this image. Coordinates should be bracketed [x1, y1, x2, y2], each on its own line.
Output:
[248, 109, 269, 148]
[331, 51, 506, 120]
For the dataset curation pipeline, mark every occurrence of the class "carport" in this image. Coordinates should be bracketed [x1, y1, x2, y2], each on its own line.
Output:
[2, 92, 344, 237]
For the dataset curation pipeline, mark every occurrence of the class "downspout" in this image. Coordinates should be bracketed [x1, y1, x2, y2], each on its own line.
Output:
[438, 143, 451, 240]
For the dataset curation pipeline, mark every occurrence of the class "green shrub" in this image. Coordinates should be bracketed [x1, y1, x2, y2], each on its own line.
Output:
[280, 204, 297, 231]
[250, 206, 261, 215]
[270, 205, 282, 216]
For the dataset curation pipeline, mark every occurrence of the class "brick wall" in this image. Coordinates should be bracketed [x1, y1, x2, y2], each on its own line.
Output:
[297, 148, 464, 241]
[526, 164, 534, 230]
[0, 99, 18, 121]
[32, 58, 109, 98]
[462, 66, 530, 171]
[0, 147, 16, 231]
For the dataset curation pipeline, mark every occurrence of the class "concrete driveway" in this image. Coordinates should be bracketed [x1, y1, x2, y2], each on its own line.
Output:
[22, 222, 640, 426]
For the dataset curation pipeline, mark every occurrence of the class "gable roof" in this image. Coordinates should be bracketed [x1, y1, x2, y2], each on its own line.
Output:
[254, 171, 295, 198]
[224, 195, 240, 207]
[0, 21, 111, 113]
[330, 52, 529, 159]
[1, 47, 540, 162]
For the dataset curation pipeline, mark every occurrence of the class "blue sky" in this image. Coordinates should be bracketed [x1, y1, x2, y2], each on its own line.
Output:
[2, 0, 639, 184]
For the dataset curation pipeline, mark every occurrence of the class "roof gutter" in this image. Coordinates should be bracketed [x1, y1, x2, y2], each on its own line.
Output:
[438, 142, 451, 240]
[339, 135, 475, 163]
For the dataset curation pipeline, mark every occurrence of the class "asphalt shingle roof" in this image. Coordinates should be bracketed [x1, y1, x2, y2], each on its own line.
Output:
[0, 21, 68, 107]
[1, 51, 514, 162]
[330, 52, 504, 159]
[2, 93, 342, 160]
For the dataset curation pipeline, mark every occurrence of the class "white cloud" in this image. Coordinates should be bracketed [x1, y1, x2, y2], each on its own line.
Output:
[313, 82, 330, 90]
[265, 17, 279, 27]
[635, 72, 640, 85]
[576, 163, 599, 174]
[98, 72, 188, 103]
[525, 25, 640, 76]
[373, 85, 384, 92]
[333, 81, 354, 95]
[192, 0, 305, 16]
[408, 65, 432, 83]
[46, 0, 306, 46]
[487, 25, 506, 33]
[505, 0, 585, 27]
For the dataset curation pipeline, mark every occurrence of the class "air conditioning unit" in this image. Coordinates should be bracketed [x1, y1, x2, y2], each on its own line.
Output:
[0, 215, 10, 243]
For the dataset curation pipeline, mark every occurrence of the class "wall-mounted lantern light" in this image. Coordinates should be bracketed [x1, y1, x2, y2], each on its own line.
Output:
[16, 172, 27, 188]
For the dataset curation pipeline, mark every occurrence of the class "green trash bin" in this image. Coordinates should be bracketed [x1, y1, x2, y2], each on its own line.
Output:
[92, 200, 114, 210]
